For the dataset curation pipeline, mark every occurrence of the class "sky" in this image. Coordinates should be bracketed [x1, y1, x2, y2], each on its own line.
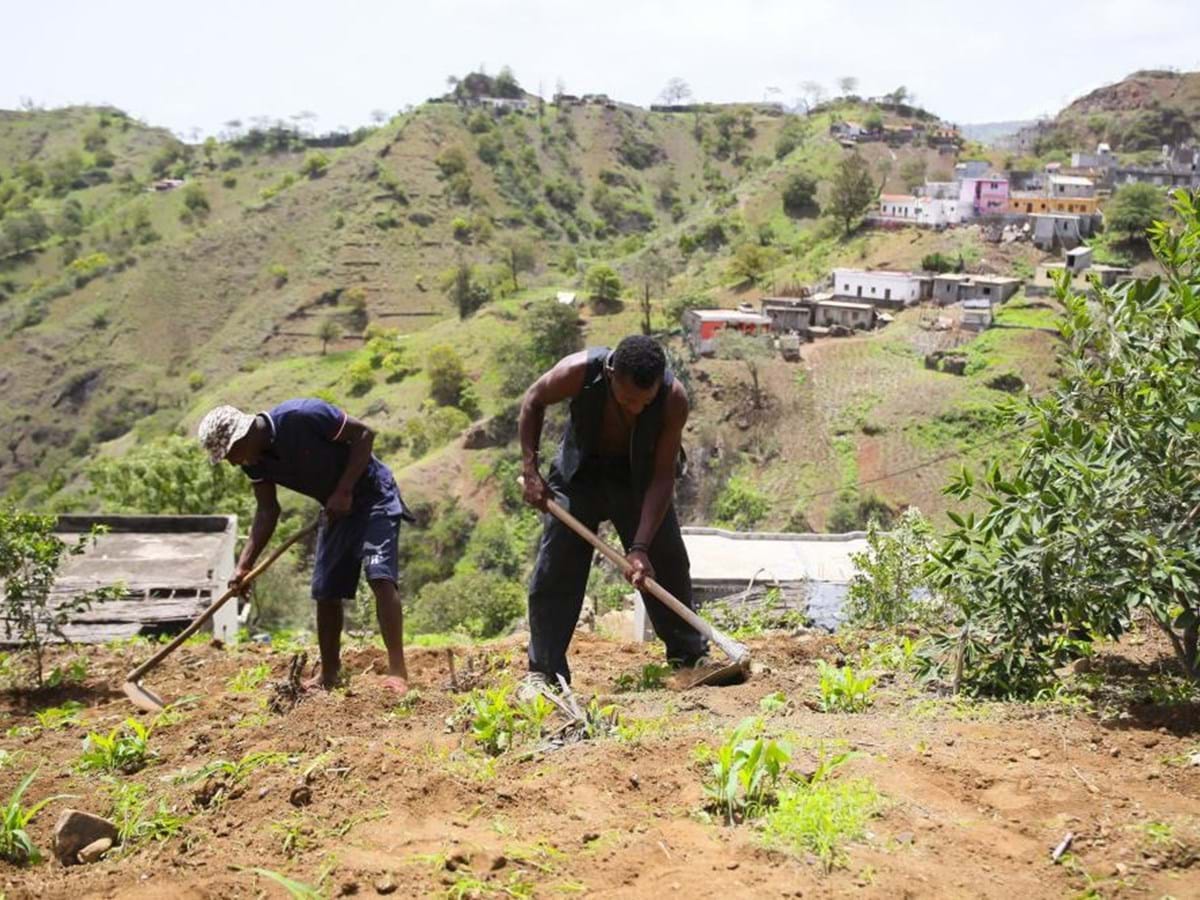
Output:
[4, 0, 1200, 139]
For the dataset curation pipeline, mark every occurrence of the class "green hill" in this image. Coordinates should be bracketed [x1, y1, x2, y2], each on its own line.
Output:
[1, 80, 1057, 534]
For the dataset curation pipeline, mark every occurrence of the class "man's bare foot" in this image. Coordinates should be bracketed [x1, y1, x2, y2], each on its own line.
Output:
[303, 666, 341, 691]
[381, 674, 409, 695]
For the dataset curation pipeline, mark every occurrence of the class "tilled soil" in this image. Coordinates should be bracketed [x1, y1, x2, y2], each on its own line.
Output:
[1, 629, 1197, 899]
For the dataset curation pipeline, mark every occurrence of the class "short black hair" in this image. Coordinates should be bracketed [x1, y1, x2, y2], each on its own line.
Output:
[610, 335, 666, 389]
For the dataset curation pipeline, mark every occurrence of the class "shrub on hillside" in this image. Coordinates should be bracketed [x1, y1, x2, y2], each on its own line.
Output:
[427, 344, 468, 407]
[300, 152, 330, 179]
[781, 173, 818, 217]
[713, 476, 769, 531]
[408, 570, 524, 639]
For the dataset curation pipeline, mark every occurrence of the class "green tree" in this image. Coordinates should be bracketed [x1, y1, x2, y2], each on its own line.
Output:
[929, 193, 1200, 694]
[1104, 183, 1167, 242]
[495, 299, 582, 396]
[496, 235, 536, 291]
[715, 329, 772, 408]
[427, 344, 468, 407]
[182, 183, 209, 215]
[585, 264, 622, 303]
[442, 259, 491, 318]
[300, 151, 330, 179]
[86, 436, 254, 521]
[408, 570, 524, 638]
[846, 509, 947, 628]
[781, 173, 818, 217]
[0, 507, 121, 687]
[727, 242, 778, 287]
[317, 318, 341, 355]
[828, 153, 877, 237]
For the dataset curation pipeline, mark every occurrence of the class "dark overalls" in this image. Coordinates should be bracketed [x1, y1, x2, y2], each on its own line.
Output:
[526, 347, 708, 682]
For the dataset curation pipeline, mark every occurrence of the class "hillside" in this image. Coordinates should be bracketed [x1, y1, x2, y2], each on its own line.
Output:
[0, 81, 1062, 546]
[1018, 69, 1200, 155]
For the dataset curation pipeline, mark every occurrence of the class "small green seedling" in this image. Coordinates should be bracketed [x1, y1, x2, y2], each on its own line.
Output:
[0, 770, 72, 864]
[34, 700, 85, 732]
[701, 717, 792, 824]
[227, 663, 271, 693]
[759, 691, 791, 715]
[79, 718, 154, 774]
[816, 661, 875, 713]
[613, 663, 671, 692]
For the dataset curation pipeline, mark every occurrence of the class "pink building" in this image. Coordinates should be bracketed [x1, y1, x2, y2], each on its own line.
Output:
[959, 175, 1009, 217]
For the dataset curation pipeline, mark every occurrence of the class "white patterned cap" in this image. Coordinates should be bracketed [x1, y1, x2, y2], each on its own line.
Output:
[197, 405, 256, 464]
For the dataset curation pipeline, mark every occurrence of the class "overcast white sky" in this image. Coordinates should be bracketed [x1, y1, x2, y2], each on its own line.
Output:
[4, 0, 1199, 138]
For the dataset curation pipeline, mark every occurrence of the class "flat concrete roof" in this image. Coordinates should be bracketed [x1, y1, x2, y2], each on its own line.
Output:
[686, 310, 772, 324]
[681, 527, 867, 585]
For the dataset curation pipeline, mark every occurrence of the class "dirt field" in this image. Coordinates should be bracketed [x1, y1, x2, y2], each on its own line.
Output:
[1, 626, 1197, 899]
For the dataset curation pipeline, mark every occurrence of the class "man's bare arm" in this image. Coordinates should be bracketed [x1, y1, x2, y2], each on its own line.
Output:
[233, 480, 281, 586]
[518, 351, 588, 508]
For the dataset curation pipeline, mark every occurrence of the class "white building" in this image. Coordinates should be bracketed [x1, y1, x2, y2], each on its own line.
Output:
[877, 194, 964, 227]
[1071, 143, 1116, 169]
[1048, 175, 1096, 199]
[832, 268, 929, 307]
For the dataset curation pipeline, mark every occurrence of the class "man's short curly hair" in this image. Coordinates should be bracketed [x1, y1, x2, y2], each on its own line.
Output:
[610, 335, 666, 389]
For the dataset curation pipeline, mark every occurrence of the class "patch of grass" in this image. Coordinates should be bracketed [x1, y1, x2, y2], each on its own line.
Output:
[271, 813, 316, 857]
[108, 782, 186, 846]
[759, 691, 792, 715]
[815, 661, 875, 713]
[994, 299, 1062, 330]
[761, 753, 882, 869]
[0, 770, 71, 865]
[191, 750, 294, 785]
[227, 663, 271, 692]
[613, 662, 671, 693]
[79, 718, 154, 774]
[33, 700, 85, 731]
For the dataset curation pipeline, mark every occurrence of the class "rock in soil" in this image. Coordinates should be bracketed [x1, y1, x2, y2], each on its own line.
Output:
[77, 837, 113, 864]
[53, 810, 118, 866]
[374, 877, 397, 895]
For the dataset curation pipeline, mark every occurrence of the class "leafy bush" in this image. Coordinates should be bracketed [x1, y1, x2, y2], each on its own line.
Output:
[712, 475, 769, 530]
[0, 508, 121, 687]
[435, 147, 468, 178]
[0, 771, 68, 864]
[815, 661, 875, 713]
[426, 344, 468, 407]
[544, 178, 581, 212]
[345, 358, 375, 396]
[79, 718, 153, 774]
[781, 173, 818, 216]
[299, 151, 329, 178]
[827, 491, 894, 533]
[927, 193, 1200, 695]
[87, 436, 253, 521]
[227, 663, 270, 693]
[409, 571, 524, 638]
[67, 251, 112, 287]
[727, 242, 778, 286]
[1105, 183, 1167, 242]
[182, 183, 209, 214]
[665, 293, 711, 327]
[845, 509, 948, 628]
[402, 406, 470, 458]
[700, 718, 791, 824]
[921, 252, 960, 273]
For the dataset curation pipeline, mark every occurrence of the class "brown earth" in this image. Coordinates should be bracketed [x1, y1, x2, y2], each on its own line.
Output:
[1, 627, 1198, 899]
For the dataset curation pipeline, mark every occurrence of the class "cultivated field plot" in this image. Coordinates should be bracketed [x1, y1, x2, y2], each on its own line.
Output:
[1, 629, 1197, 899]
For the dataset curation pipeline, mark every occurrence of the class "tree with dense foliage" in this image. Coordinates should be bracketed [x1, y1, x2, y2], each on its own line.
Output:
[427, 344, 469, 408]
[317, 318, 341, 355]
[1104, 183, 1168, 243]
[900, 157, 928, 193]
[585, 264, 622, 303]
[633, 249, 670, 335]
[928, 193, 1200, 695]
[442, 259, 491, 318]
[828, 153, 877, 237]
[495, 299, 582, 396]
[781, 173, 818, 217]
[727, 242, 778, 287]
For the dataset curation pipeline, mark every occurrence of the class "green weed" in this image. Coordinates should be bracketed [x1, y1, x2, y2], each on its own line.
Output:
[613, 662, 671, 693]
[700, 717, 792, 824]
[0, 770, 71, 864]
[108, 782, 186, 846]
[240, 866, 322, 900]
[191, 750, 293, 785]
[79, 718, 154, 774]
[227, 663, 271, 693]
[759, 691, 792, 715]
[760, 752, 882, 869]
[271, 813, 316, 857]
[45, 657, 89, 687]
[34, 700, 85, 731]
[462, 685, 554, 756]
[816, 661, 875, 713]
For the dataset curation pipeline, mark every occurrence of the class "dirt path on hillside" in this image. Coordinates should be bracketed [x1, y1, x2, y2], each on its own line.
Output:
[1, 630, 1197, 899]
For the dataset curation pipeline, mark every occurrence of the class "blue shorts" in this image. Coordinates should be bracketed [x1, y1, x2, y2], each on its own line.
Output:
[311, 498, 402, 602]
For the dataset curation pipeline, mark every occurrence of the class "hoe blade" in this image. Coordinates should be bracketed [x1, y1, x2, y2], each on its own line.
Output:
[122, 680, 167, 713]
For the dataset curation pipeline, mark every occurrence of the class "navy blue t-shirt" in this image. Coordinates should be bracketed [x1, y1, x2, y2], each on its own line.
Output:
[241, 399, 406, 518]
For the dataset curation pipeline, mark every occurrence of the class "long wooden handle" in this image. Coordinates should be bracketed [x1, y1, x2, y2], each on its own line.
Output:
[125, 519, 319, 682]
[534, 489, 750, 665]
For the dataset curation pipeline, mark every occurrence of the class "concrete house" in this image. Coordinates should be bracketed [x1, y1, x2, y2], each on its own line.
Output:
[962, 275, 1022, 304]
[760, 297, 812, 333]
[955, 160, 990, 180]
[959, 175, 1010, 218]
[1008, 193, 1102, 216]
[1030, 246, 1132, 297]
[1048, 175, 1097, 199]
[1032, 213, 1093, 250]
[932, 273, 972, 305]
[961, 299, 993, 331]
[813, 299, 876, 330]
[831, 268, 930, 307]
[877, 194, 963, 228]
[682, 309, 772, 356]
[1071, 143, 1117, 169]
